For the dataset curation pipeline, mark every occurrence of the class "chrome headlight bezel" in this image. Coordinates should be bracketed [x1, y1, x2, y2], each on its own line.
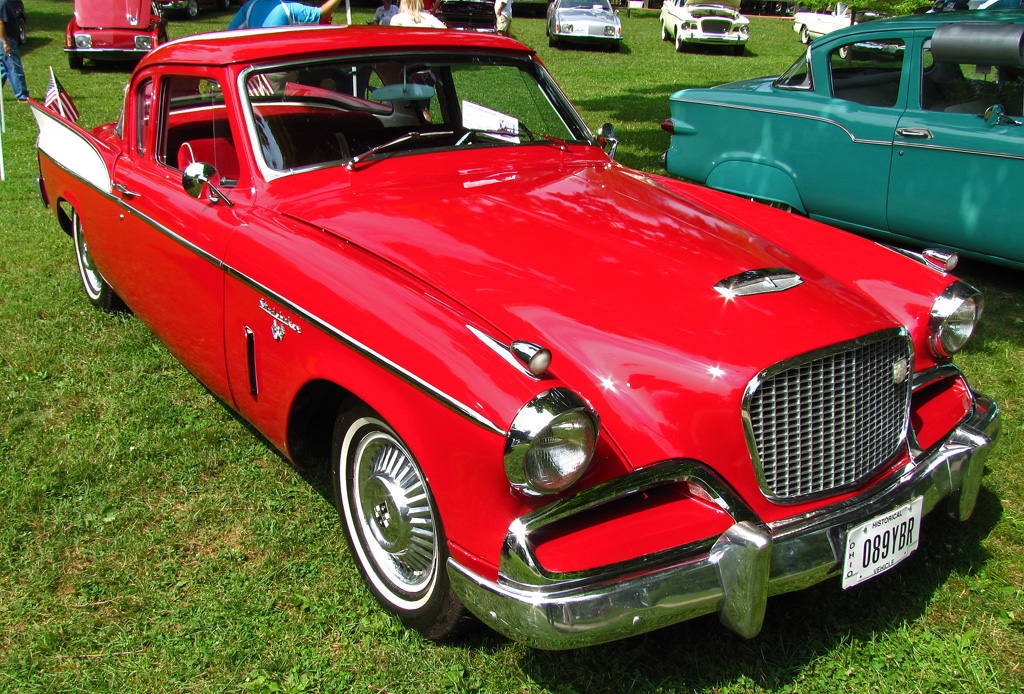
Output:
[135, 35, 153, 50]
[75, 33, 93, 49]
[928, 281, 984, 358]
[504, 389, 599, 496]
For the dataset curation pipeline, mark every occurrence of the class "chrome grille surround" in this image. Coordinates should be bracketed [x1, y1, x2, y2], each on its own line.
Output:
[742, 328, 913, 503]
[701, 18, 733, 34]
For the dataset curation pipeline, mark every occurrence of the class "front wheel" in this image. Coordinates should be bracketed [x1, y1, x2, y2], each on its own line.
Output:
[675, 33, 687, 52]
[333, 407, 468, 639]
[661, 22, 669, 41]
[186, 0, 199, 18]
[73, 211, 121, 311]
[68, 52, 83, 69]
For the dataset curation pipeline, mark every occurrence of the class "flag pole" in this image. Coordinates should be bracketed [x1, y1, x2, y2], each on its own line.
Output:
[0, 98, 5, 181]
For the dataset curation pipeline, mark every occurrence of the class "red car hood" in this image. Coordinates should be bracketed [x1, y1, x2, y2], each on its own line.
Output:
[271, 150, 899, 485]
[75, 0, 152, 29]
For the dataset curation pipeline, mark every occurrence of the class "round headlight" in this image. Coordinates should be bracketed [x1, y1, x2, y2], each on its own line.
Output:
[505, 389, 598, 496]
[929, 281, 984, 358]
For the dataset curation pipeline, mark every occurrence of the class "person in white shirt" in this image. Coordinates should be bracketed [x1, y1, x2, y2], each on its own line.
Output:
[494, 0, 511, 35]
[371, 0, 400, 25]
[389, 0, 446, 27]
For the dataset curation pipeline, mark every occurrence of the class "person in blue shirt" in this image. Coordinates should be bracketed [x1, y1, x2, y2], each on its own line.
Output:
[228, 0, 344, 29]
[0, 0, 29, 101]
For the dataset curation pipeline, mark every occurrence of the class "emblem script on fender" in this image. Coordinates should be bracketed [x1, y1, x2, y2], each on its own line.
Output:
[260, 298, 301, 341]
[892, 359, 909, 385]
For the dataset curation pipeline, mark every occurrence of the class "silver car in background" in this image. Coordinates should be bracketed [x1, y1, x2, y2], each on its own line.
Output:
[546, 0, 623, 50]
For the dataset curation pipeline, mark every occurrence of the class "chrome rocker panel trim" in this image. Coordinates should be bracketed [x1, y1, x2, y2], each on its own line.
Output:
[448, 392, 999, 650]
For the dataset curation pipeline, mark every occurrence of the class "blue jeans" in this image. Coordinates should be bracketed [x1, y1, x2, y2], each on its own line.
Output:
[1, 40, 29, 100]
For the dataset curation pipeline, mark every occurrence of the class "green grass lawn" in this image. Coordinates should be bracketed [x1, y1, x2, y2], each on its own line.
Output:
[1, 2, 1022, 692]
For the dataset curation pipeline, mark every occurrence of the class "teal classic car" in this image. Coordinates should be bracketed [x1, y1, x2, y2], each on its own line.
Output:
[663, 12, 1024, 269]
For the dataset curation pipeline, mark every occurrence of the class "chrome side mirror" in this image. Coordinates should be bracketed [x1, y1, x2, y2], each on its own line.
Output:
[984, 103, 1020, 127]
[597, 122, 618, 161]
[182, 161, 234, 207]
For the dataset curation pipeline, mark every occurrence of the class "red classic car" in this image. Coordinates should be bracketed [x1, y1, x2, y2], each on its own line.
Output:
[31, 26, 1000, 649]
[66, 0, 167, 69]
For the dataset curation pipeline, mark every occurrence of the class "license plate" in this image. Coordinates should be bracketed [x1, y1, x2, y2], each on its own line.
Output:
[842, 497, 923, 589]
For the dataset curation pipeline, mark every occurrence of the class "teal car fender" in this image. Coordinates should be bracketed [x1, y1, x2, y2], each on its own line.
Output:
[705, 160, 806, 212]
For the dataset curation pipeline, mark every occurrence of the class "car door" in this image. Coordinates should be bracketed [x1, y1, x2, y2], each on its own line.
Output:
[796, 32, 910, 232]
[107, 70, 249, 402]
[887, 36, 1024, 265]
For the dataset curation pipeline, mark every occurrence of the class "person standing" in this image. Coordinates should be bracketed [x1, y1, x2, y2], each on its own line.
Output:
[227, 0, 344, 29]
[0, 0, 28, 101]
[494, 0, 511, 36]
[371, 0, 400, 25]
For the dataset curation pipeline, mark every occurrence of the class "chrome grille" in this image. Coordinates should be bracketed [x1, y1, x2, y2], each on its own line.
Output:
[744, 330, 911, 502]
[700, 19, 732, 34]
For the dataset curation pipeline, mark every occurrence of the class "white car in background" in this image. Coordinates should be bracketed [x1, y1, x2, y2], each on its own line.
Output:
[546, 0, 623, 49]
[660, 0, 749, 55]
[792, 3, 883, 44]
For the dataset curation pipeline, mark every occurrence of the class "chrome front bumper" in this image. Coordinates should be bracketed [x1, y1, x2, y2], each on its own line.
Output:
[448, 392, 1000, 650]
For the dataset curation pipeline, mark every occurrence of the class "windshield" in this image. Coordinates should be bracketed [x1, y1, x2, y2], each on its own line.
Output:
[244, 54, 593, 173]
[561, 0, 614, 11]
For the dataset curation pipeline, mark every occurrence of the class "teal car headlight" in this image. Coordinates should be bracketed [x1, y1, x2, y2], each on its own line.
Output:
[505, 389, 598, 495]
[928, 281, 984, 358]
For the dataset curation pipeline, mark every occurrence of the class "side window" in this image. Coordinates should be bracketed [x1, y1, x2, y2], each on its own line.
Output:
[135, 78, 154, 157]
[829, 39, 905, 108]
[921, 45, 1024, 117]
[158, 75, 240, 185]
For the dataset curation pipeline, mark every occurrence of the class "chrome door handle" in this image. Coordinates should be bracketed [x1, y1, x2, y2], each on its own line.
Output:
[896, 127, 933, 140]
[113, 182, 140, 198]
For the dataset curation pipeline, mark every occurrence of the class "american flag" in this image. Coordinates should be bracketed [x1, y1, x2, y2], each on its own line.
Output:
[247, 73, 275, 98]
[44, 67, 80, 122]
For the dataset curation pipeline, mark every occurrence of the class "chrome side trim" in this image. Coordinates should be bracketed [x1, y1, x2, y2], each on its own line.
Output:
[448, 392, 999, 649]
[467, 325, 538, 379]
[224, 265, 506, 436]
[38, 152, 504, 436]
[667, 98, 892, 146]
[896, 139, 1024, 162]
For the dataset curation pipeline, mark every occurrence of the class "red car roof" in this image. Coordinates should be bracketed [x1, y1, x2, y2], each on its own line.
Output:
[137, 25, 534, 69]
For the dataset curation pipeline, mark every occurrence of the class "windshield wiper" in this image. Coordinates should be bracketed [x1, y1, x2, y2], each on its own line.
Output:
[347, 130, 454, 170]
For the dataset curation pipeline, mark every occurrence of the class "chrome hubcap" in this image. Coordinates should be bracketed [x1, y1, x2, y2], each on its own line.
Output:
[75, 218, 104, 297]
[353, 432, 437, 594]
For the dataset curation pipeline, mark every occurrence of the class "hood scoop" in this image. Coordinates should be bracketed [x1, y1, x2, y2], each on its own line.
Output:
[714, 268, 803, 298]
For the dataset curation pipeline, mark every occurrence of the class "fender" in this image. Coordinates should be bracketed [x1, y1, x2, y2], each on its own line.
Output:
[705, 160, 807, 213]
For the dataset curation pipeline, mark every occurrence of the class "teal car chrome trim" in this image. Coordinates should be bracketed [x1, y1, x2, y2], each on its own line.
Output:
[896, 139, 1024, 161]
[448, 392, 999, 649]
[668, 98, 893, 145]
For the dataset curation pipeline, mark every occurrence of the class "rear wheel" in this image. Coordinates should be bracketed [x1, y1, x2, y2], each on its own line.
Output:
[333, 406, 468, 639]
[216, 0, 230, 9]
[68, 52, 83, 70]
[73, 211, 121, 311]
[186, 0, 199, 18]
[799, 25, 809, 44]
[17, 17, 26, 45]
